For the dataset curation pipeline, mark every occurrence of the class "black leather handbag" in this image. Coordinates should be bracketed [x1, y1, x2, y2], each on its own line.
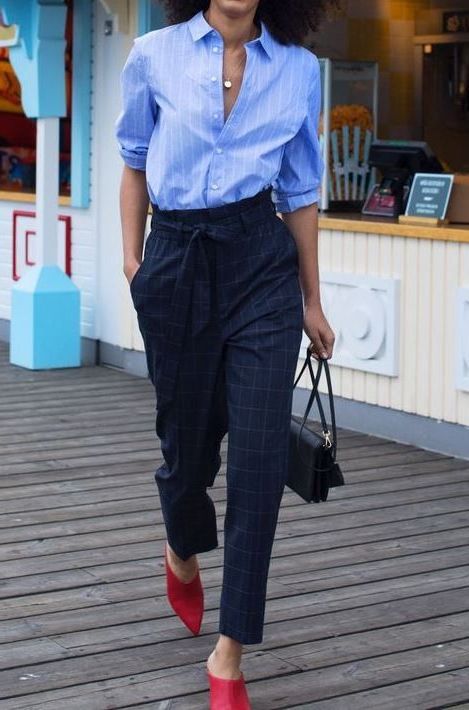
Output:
[287, 351, 344, 503]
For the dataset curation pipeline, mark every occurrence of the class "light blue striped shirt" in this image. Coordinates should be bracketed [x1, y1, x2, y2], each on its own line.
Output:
[115, 9, 324, 212]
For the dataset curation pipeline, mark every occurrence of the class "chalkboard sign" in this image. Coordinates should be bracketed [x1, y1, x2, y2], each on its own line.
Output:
[405, 173, 454, 220]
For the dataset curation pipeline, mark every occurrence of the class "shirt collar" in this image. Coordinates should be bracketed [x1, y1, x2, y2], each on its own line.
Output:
[188, 9, 274, 60]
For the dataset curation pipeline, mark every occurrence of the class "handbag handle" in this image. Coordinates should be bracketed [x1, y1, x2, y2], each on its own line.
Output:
[293, 351, 338, 460]
[307, 354, 338, 459]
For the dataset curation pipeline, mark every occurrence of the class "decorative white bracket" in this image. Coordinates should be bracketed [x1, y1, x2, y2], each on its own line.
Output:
[300, 272, 400, 376]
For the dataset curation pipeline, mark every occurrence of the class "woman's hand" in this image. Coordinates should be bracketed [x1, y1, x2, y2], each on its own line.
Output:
[124, 259, 141, 287]
[303, 302, 335, 360]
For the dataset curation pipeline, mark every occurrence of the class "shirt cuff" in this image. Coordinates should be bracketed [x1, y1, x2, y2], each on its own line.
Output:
[272, 187, 320, 213]
[118, 146, 147, 171]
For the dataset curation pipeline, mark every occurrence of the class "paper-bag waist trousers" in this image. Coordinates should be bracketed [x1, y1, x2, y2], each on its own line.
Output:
[129, 186, 304, 644]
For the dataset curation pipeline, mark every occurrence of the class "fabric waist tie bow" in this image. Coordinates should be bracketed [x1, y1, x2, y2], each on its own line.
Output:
[149, 215, 239, 413]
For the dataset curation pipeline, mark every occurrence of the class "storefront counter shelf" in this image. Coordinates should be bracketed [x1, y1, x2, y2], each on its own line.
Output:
[318, 211, 469, 243]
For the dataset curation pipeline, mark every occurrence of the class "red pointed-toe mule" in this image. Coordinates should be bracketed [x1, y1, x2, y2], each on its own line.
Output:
[206, 668, 252, 710]
[164, 542, 204, 635]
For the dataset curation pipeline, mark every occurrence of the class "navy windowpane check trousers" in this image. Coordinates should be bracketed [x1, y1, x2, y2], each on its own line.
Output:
[129, 186, 304, 644]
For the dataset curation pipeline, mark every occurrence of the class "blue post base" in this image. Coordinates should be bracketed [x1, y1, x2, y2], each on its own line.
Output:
[10, 265, 81, 369]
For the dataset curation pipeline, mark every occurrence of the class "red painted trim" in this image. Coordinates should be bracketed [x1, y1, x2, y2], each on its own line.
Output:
[62, 214, 72, 277]
[25, 230, 36, 266]
[12, 210, 73, 280]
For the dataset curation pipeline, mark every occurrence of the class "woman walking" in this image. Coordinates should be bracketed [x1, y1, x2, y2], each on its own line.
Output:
[115, 1, 335, 707]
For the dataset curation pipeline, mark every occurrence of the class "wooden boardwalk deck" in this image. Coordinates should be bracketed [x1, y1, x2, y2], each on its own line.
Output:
[1, 341, 469, 709]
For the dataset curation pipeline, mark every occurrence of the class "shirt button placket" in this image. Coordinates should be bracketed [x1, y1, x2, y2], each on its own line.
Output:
[209, 35, 223, 200]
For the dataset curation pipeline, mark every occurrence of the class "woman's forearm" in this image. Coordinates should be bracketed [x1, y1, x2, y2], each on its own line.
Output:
[280, 203, 335, 358]
[119, 165, 150, 281]
[280, 203, 321, 307]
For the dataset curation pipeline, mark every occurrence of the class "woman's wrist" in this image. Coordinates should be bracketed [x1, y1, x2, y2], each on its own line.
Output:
[303, 297, 323, 311]
[124, 258, 141, 283]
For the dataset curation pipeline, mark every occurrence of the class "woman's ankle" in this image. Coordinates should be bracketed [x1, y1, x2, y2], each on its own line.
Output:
[207, 649, 242, 679]
[207, 635, 243, 679]
[167, 541, 192, 562]
[166, 542, 198, 581]
[216, 634, 242, 656]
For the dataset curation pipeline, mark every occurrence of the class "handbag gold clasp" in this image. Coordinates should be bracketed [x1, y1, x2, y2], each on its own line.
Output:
[323, 430, 332, 449]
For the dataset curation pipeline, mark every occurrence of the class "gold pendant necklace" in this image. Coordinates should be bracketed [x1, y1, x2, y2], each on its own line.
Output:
[222, 26, 259, 90]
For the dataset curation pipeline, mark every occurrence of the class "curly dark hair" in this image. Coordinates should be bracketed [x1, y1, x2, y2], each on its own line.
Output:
[157, 0, 339, 46]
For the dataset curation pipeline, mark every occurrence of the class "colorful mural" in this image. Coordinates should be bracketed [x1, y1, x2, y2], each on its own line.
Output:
[0, 4, 72, 196]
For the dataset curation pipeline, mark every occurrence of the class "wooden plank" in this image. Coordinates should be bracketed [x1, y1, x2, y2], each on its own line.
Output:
[0, 426, 379, 457]
[0, 379, 152, 403]
[0, 410, 157, 437]
[1, 440, 451, 476]
[4, 659, 469, 709]
[0, 469, 466, 530]
[0, 573, 466, 664]
[237, 645, 469, 710]
[1, 507, 469, 565]
[1, 583, 467, 648]
[0, 516, 469, 588]
[2, 619, 469, 706]
[1, 547, 469, 624]
[1, 491, 468, 545]
[0, 430, 158, 455]
[3, 473, 469, 519]
[288, 672, 469, 709]
[2, 467, 469, 510]
[1, 453, 463, 495]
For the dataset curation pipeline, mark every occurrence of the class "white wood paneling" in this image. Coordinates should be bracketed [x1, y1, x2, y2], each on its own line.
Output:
[298, 227, 469, 427]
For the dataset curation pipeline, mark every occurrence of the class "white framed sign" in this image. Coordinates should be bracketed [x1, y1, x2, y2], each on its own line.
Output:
[405, 173, 454, 220]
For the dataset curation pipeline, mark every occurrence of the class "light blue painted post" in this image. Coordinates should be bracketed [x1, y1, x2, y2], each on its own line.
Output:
[70, 0, 92, 208]
[3, 0, 81, 370]
[10, 266, 80, 368]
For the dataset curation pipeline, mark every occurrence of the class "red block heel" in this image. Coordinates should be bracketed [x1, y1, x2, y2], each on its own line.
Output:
[164, 543, 204, 635]
[207, 669, 252, 710]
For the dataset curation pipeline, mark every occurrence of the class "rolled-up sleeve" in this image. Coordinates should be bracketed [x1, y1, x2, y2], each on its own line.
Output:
[272, 55, 324, 212]
[115, 39, 158, 171]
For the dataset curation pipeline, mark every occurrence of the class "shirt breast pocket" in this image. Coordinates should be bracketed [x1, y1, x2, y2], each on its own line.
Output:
[184, 64, 212, 90]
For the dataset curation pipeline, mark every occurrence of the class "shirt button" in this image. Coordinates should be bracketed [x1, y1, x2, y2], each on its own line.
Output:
[216, 147, 223, 154]
[212, 46, 220, 53]
[213, 112, 219, 119]
[210, 75, 217, 82]
[211, 183, 219, 190]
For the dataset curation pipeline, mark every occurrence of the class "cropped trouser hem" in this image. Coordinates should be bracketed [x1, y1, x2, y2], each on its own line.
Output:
[218, 621, 264, 645]
[163, 534, 219, 562]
